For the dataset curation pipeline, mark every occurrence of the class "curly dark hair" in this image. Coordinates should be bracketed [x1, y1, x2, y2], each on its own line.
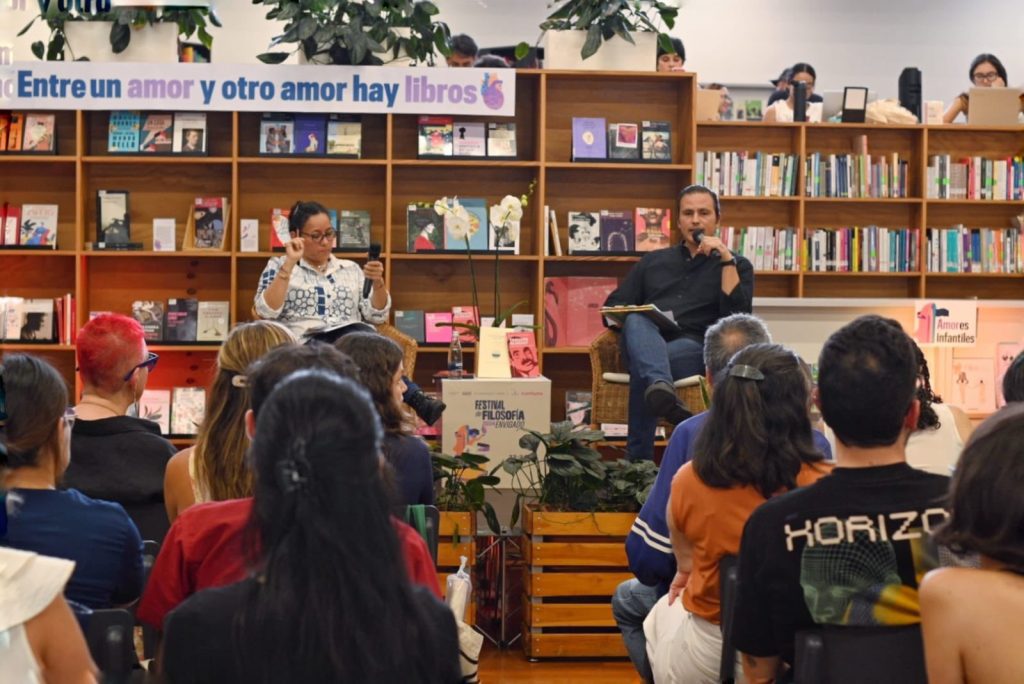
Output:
[914, 343, 943, 431]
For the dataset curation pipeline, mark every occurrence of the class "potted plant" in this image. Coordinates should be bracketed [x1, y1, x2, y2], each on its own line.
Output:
[19, 4, 220, 62]
[517, 0, 679, 72]
[253, 0, 452, 66]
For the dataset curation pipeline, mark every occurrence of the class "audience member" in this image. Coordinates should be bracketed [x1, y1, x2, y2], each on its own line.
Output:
[767, 65, 824, 106]
[64, 313, 177, 542]
[334, 333, 434, 507]
[920, 403, 1024, 684]
[447, 33, 478, 67]
[1002, 351, 1024, 403]
[645, 344, 832, 683]
[0, 544, 97, 682]
[705, 83, 734, 120]
[138, 344, 439, 633]
[656, 37, 686, 72]
[603, 184, 754, 461]
[163, 321, 297, 522]
[0, 354, 143, 609]
[162, 371, 460, 683]
[764, 62, 822, 121]
[474, 54, 509, 68]
[943, 53, 1015, 123]
[733, 316, 951, 681]
[906, 345, 973, 475]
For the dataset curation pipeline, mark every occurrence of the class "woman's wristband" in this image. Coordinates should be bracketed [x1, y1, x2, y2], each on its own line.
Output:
[719, 258, 737, 267]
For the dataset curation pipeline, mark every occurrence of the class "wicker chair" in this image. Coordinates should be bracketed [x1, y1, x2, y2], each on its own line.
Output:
[377, 322, 418, 378]
[588, 328, 707, 427]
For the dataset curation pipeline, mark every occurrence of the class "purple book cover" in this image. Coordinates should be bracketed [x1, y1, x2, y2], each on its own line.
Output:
[293, 114, 326, 155]
[572, 117, 607, 160]
[599, 210, 635, 253]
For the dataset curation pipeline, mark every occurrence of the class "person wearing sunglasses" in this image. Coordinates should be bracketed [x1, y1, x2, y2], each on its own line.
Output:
[943, 53, 1022, 123]
[62, 313, 177, 543]
[0, 353, 144, 610]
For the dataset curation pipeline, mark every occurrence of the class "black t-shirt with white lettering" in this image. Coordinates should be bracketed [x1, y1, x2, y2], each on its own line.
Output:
[733, 463, 949, 666]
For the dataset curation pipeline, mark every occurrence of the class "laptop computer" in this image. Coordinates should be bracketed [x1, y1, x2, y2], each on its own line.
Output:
[967, 87, 1024, 126]
[821, 89, 877, 121]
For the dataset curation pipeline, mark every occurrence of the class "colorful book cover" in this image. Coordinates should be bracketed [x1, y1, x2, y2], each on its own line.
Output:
[172, 112, 207, 154]
[7, 113, 24, 152]
[443, 198, 488, 251]
[20, 299, 55, 341]
[418, 116, 453, 157]
[424, 311, 454, 344]
[641, 120, 672, 162]
[0, 297, 25, 340]
[394, 310, 426, 343]
[191, 197, 227, 249]
[270, 208, 291, 250]
[107, 111, 141, 153]
[164, 298, 199, 342]
[196, 301, 230, 342]
[567, 211, 602, 254]
[451, 305, 479, 343]
[566, 277, 618, 347]
[131, 300, 165, 341]
[407, 205, 443, 252]
[19, 204, 59, 248]
[139, 389, 171, 434]
[139, 113, 174, 153]
[453, 121, 486, 157]
[486, 122, 516, 158]
[608, 123, 640, 160]
[600, 210, 635, 253]
[335, 210, 371, 250]
[260, 116, 294, 154]
[507, 330, 539, 377]
[949, 357, 996, 413]
[543, 276, 569, 348]
[171, 387, 206, 436]
[294, 114, 326, 155]
[96, 190, 130, 245]
[634, 207, 672, 252]
[22, 114, 55, 153]
[571, 117, 607, 160]
[326, 116, 361, 157]
[491, 219, 520, 254]
[153, 218, 176, 252]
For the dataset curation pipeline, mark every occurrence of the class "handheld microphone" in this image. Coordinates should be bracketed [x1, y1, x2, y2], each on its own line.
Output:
[692, 229, 720, 258]
[362, 242, 382, 298]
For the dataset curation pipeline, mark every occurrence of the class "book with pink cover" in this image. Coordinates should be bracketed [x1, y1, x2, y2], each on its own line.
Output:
[451, 305, 479, 343]
[543, 276, 570, 347]
[566, 277, 618, 347]
[424, 312, 454, 344]
[507, 330, 540, 377]
[634, 207, 672, 252]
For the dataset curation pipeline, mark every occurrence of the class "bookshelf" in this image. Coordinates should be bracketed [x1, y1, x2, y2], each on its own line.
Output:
[2, 71, 1022, 438]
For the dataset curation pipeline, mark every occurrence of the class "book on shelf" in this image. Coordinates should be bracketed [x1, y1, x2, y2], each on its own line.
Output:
[418, 116, 454, 157]
[608, 123, 640, 160]
[476, 326, 512, 379]
[566, 390, 593, 429]
[165, 298, 199, 342]
[491, 219, 520, 254]
[634, 207, 671, 252]
[926, 154, 1024, 201]
[567, 211, 602, 254]
[641, 121, 671, 162]
[443, 198, 488, 251]
[20, 298, 56, 341]
[803, 226, 918, 273]
[0, 113, 9, 152]
[139, 113, 174, 153]
[544, 276, 618, 347]
[96, 190, 131, 246]
[269, 207, 291, 250]
[805, 151, 909, 199]
[394, 310, 426, 343]
[172, 112, 208, 154]
[293, 114, 326, 155]
[926, 226, 1021, 274]
[453, 121, 486, 157]
[451, 305, 479, 343]
[547, 208, 563, 256]
[696, 151, 800, 197]
[185, 196, 229, 250]
[260, 115, 294, 154]
[721, 226, 798, 272]
[139, 389, 171, 434]
[153, 218, 176, 252]
[108, 111, 141, 153]
[599, 210, 635, 253]
[423, 311, 453, 344]
[53, 294, 76, 345]
[406, 205, 444, 252]
[19, 204, 59, 248]
[507, 330, 539, 377]
[486, 122, 516, 158]
[170, 387, 206, 436]
[7, 113, 24, 152]
[239, 218, 259, 252]
[601, 304, 680, 333]
[0, 297, 24, 341]
[572, 117, 607, 161]
[196, 301, 230, 342]
[131, 300, 165, 341]
[334, 210, 371, 250]
[2, 204, 20, 245]
[22, 113, 56, 153]
[326, 115, 361, 157]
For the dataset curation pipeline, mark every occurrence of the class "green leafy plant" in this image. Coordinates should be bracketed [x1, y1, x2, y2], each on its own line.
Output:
[602, 458, 658, 510]
[431, 450, 502, 535]
[516, 0, 679, 62]
[19, 4, 220, 61]
[253, 0, 451, 66]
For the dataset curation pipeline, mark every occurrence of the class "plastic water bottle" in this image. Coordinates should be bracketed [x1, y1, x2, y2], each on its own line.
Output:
[447, 329, 464, 378]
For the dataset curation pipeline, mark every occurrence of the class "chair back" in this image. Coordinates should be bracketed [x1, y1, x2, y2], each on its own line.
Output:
[718, 554, 739, 683]
[85, 608, 135, 683]
[405, 504, 440, 563]
[794, 624, 927, 684]
[377, 322, 418, 379]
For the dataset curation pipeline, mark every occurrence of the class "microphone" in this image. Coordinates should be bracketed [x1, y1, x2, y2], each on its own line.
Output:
[362, 242, 382, 298]
[692, 229, 720, 258]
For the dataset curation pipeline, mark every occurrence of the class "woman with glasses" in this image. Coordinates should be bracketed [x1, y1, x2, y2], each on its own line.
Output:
[943, 53, 1020, 123]
[763, 62, 823, 122]
[63, 313, 177, 542]
[0, 354, 144, 610]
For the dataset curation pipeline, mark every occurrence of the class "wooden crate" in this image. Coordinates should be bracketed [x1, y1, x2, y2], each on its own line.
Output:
[437, 511, 476, 625]
[521, 506, 636, 659]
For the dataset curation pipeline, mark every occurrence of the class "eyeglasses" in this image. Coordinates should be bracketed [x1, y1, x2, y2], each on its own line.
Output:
[300, 230, 336, 244]
[972, 71, 1000, 84]
[122, 352, 159, 382]
[64, 406, 76, 430]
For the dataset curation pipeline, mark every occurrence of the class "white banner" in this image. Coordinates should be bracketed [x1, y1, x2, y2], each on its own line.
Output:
[913, 300, 979, 347]
[0, 62, 516, 116]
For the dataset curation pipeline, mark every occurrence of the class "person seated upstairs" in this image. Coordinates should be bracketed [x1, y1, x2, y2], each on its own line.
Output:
[473, 54, 510, 68]
[943, 53, 1023, 123]
[334, 333, 434, 507]
[920, 403, 1024, 684]
[646, 344, 832, 683]
[603, 184, 754, 462]
[905, 345, 973, 475]
[447, 33, 478, 67]
[734, 316, 951, 683]
[1003, 351, 1024, 404]
[656, 37, 686, 72]
[766, 65, 824, 106]
[161, 370, 460, 683]
[63, 313, 177, 542]
[764, 62, 822, 122]
[137, 343, 440, 635]
[0, 354, 143, 610]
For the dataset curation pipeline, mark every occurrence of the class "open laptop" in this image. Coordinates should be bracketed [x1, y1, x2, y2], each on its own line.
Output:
[967, 87, 1024, 126]
[821, 89, 877, 121]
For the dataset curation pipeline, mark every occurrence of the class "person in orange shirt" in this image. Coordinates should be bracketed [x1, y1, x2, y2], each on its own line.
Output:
[645, 343, 832, 683]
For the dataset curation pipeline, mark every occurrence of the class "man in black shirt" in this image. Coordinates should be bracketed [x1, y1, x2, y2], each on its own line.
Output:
[603, 185, 753, 461]
[734, 316, 950, 682]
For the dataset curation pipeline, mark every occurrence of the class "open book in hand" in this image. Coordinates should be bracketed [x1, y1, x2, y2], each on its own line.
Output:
[600, 304, 680, 333]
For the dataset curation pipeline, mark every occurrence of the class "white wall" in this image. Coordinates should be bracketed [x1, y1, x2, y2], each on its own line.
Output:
[3, 0, 1022, 105]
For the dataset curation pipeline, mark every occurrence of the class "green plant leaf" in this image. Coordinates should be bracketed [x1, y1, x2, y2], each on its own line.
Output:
[108, 22, 130, 53]
[31, 40, 45, 60]
[278, 3, 301, 20]
[482, 502, 501, 535]
[510, 493, 523, 529]
[514, 41, 531, 60]
[581, 24, 602, 59]
[473, 475, 501, 486]
[18, 16, 39, 37]
[257, 51, 290, 64]
[297, 16, 318, 40]
[46, 31, 65, 60]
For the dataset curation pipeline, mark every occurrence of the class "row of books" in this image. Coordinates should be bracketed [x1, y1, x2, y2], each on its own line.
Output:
[267, 207, 371, 252]
[0, 203, 59, 248]
[695, 151, 801, 197]
[108, 111, 209, 155]
[259, 114, 361, 157]
[720, 226, 800, 272]
[805, 152, 910, 198]
[803, 227, 920, 273]
[544, 276, 618, 348]
[556, 208, 673, 255]
[395, 306, 484, 344]
[571, 118, 672, 162]
[418, 117, 516, 158]
[0, 295, 75, 344]
[406, 200, 519, 253]
[926, 155, 1024, 201]
[0, 112, 56, 153]
[129, 299, 230, 343]
[139, 387, 206, 436]
[925, 226, 1023, 274]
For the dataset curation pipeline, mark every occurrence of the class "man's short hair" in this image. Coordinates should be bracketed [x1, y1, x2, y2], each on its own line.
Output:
[677, 184, 720, 218]
[703, 314, 772, 383]
[247, 342, 359, 416]
[657, 36, 685, 61]
[451, 33, 478, 58]
[474, 54, 509, 68]
[76, 313, 146, 394]
[817, 315, 917, 447]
